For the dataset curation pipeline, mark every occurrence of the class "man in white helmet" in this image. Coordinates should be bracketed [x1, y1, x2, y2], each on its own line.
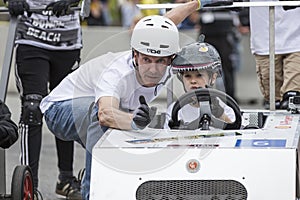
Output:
[39, 1, 209, 199]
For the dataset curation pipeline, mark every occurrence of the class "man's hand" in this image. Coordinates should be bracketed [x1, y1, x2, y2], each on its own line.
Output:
[5, 0, 29, 16]
[45, 0, 80, 17]
[201, 0, 233, 8]
[210, 97, 224, 118]
[279, 0, 300, 11]
[132, 96, 157, 130]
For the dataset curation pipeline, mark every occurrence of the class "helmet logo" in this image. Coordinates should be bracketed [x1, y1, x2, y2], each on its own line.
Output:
[198, 44, 208, 52]
[147, 48, 161, 54]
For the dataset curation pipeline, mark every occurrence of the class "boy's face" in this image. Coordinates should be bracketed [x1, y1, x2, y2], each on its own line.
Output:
[134, 52, 172, 87]
[182, 70, 216, 92]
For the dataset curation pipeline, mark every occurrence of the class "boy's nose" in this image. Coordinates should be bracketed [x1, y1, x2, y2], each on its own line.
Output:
[191, 79, 197, 84]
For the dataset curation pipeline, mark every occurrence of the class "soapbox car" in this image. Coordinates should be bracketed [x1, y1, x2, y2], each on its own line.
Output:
[90, 87, 300, 200]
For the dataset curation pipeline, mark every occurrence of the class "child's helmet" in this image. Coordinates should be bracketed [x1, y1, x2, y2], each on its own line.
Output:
[131, 15, 180, 57]
[172, 35, 222, 74]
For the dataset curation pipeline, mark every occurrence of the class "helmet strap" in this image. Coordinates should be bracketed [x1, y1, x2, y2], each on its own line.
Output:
[132, 49, 139, 71]
[207, 71, 218, 87]
[154, 67, 172, 96]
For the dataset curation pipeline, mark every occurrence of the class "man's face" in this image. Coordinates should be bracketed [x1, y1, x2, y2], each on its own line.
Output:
[134, 52, 172, 87]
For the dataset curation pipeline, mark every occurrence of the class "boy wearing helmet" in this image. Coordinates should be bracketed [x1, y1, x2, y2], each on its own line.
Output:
[165, 38, 236, 129]
[39, 1, 204, 199]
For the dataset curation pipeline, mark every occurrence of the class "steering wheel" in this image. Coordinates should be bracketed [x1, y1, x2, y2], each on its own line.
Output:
[168, 88, 242, 130]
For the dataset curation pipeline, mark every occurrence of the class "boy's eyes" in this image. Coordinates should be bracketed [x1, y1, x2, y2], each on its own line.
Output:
[184, 73, 203, 78]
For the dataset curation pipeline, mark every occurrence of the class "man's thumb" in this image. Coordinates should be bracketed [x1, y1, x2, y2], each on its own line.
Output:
[139, 95, 147, 105]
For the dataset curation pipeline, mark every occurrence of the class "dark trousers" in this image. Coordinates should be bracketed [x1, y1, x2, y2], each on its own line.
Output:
[15, 44, 81, 189]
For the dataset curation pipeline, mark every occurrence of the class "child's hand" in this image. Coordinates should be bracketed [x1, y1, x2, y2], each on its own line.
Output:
[210, 97, 224, 118]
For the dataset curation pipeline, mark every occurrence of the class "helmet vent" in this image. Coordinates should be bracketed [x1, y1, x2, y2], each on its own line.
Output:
[145, 23, 154, 27]
[164, 20, 172, 26]
[161, 25, 170, 29]
[160, 44, 169, 49]
[140, 42, 150, 46]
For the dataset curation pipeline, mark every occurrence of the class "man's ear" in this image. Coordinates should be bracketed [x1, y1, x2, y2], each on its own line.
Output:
[133, 50, 140, 61]
[133, 49, 140, 58]
[132, 49, 139, 69]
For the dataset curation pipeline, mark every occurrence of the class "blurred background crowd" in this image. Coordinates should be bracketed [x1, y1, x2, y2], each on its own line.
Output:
[0, 0, 257, 106]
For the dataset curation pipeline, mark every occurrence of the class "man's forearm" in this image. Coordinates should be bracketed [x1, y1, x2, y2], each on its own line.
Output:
[98, 106, 133, 130]
[164, 1, 199, 26]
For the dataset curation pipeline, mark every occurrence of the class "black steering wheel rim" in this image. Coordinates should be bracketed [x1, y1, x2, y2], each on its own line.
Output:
[169, 88, 242, 130]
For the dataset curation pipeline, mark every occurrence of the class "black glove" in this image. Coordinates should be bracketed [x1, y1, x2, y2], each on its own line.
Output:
[132, 96, 157, 130]
[279, 0, 299, 10]
[5, 0, 29, 16]
[210, 97, 224, 118]
[238, 8, 250, 26]
[225, 0, 244, 12]
[45, 0, 80, 17]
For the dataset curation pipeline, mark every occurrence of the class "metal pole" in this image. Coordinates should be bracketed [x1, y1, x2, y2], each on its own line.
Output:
[269, 6, 275, 111]
[0, 149, 5, 194]
[0, 16, 18, 194]
[0, 17, 17, 102]
[136, 1, 300, 9]
[80, 0, 91, 19]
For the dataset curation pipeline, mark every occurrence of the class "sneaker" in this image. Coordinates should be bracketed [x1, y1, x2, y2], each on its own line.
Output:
[34, 190, 43, 200]
[56, 176, 82, 200]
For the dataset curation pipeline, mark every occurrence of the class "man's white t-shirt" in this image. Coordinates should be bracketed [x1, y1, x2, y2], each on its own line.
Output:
[40, 50, 170, 113]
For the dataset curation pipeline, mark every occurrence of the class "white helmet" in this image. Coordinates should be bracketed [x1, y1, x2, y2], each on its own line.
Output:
[131, 15, 180, 57]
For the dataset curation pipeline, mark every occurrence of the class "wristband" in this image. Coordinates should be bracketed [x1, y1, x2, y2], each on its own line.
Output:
[131, 121, 140, 130]
[193, 0, 201, 10]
